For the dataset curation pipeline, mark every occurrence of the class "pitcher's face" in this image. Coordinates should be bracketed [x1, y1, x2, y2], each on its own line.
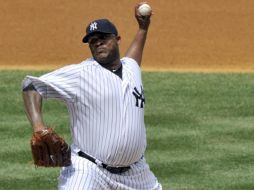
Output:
[88, 33, 121, 65]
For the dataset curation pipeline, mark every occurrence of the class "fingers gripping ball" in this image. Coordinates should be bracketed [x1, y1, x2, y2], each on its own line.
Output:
[31, 128, 71, 167]
[138, 3, 152, 16]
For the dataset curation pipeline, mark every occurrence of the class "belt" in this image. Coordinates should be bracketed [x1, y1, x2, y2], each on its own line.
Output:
[78, 151, 130, 174]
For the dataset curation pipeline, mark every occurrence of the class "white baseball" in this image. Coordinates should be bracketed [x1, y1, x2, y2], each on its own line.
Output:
[138, 3, 152, 16]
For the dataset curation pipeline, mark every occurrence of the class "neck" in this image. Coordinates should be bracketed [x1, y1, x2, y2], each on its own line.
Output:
[100, 59, 121, 71]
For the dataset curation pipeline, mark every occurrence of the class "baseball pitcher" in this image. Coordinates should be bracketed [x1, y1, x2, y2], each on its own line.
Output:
[22, 2, 162, 190]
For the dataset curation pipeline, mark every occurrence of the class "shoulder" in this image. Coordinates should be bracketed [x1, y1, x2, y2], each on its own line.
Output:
[121, 57, 138, 65]
[121, 57, 140, 71]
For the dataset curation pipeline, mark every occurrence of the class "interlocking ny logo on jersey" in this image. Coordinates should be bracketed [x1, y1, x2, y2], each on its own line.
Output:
[132, 86, 145, 108]
[90, 22, 98, 31]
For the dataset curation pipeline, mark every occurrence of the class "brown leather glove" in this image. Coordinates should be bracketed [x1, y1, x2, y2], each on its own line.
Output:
[31, 128, 71, 167]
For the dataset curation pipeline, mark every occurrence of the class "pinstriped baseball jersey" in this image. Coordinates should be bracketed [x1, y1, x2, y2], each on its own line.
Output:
[23, 57, 146, 167]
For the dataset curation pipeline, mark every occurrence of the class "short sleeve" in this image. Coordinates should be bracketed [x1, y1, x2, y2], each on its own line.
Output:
[121, 57, 142, 74]
[22, 64, 81, 102]
[121, 57, 139, 67]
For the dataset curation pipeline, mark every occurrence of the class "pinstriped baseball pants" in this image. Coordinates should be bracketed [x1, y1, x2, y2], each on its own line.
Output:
[58, 153, 162, 190]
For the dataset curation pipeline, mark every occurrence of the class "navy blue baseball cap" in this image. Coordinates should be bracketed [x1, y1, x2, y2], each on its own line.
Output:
[82, 19, 118, 43]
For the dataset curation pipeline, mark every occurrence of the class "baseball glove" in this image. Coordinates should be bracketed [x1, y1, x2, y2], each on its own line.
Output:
[31, 128, 71, 167]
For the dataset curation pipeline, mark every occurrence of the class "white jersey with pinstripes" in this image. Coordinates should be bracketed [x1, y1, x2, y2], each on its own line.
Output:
[23, 57, 146, 167]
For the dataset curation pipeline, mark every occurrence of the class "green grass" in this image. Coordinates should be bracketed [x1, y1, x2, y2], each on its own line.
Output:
[1, 70, 254, 190]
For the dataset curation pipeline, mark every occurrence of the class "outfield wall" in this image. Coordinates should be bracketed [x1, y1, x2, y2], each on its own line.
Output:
[0, 0, 253, 71]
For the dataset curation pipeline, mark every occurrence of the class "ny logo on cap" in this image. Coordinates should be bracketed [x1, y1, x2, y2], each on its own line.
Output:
[90, 22, 98, 31]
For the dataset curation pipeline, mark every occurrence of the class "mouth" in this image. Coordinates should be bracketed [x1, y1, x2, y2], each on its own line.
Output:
[97, 48, 105, 53]
[95, 47, 107, 56]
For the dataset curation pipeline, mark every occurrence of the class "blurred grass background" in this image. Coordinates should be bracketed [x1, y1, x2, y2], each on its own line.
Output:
[0, 70, 254, 189]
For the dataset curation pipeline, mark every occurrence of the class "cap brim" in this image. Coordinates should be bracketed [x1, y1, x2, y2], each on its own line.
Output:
[82, 31, 116, 43]
[83, 33, 96, 43]
[82, 32, 104, 43]
[82, 35, 90, 43]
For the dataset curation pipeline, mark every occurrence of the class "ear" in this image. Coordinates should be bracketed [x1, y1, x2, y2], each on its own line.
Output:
[116, 36, 121, 45]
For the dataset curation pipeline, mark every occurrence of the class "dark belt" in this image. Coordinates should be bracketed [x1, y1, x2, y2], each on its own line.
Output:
[78, 151, 130, 174]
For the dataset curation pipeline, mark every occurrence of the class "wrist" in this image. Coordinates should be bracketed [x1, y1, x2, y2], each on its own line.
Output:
[138, 27, 149, 33]
[32, 124, 46, 133]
